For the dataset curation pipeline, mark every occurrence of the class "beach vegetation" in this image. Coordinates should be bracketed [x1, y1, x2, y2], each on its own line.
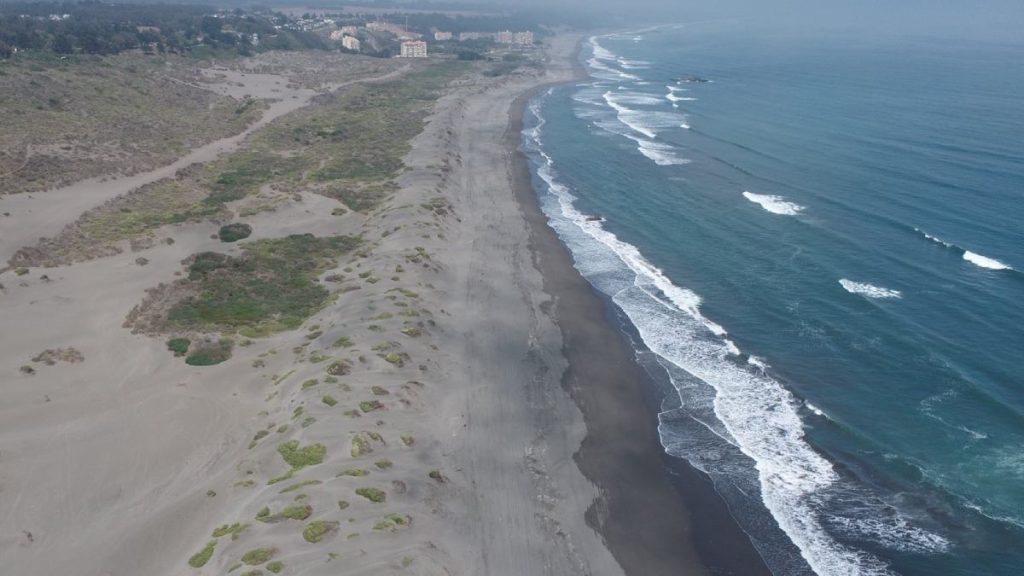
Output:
[280, 504, 313, 520]
[266, 561, 284, 574]
[212, 522, 249, 539]
[400, 433, 415, 447]
[302, 520, 339, 543]
[277, 440, 325, 469]
[241, 547, 276, 565]
[375, 460, 393, 470]
[359, 400, 383, 413]
[301, 378, 319, 389]
[338, 500, 350, 510]
[187, 540, 216, 568]
[322, 395, 338, 407]
[355, 487, 386, 503]
[325, 360, 351, 375]
[167, 337, 191, 357]
[152, 235, 361, 336]
[256, 506, 270, 519]
[371, 385, 389, 396]
[333, 336, 355, 348]
[338, 468, 367, 477]
[218, 223, 253, 243]
[185, 339, 233, 366]
[280, 479, 321, 493]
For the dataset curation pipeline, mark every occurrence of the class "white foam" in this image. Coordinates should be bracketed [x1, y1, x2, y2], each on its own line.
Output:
[527, 100, 932, 576]
[914, 227, 953, 248]
[743, 191, 805, 216]
[636, 138, 691, 166]
[603, 91, 657, 138]
[963, 250, 1011, 270]
[839, 280, 902, 299]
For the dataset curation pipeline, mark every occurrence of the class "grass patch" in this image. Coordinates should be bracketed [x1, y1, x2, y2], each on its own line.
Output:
[303, 520, 339, 543]
[188, 540, 216, 568]
[359, 400, 383, 413]
[325, 360, 351, 376]
[241, 547, 276, 565]
[338, 468, 367, 477]
[277, 440, 326, 469]
[219, 223, 253, 243]
[212, 522, 249, 539]
[267, 561, 284, 574]
[322, 395, 338, 407]
[333, 336, 355, 348]
[375, 460, 393, 470]
[167, 337, 191, 357]
[150, 235, 360, 336]
[355, 487, 386, 503]
[280, 504, 313, 520]
[185, 339, 233, 366]
[302, 378, 319, 389]
[338, 500, 350, 510]
[280, 479, 321, 493]
[400, 433, 415, 447]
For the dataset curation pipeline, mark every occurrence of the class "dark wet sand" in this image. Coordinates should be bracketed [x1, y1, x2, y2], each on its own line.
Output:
[505, 49, 775, 576]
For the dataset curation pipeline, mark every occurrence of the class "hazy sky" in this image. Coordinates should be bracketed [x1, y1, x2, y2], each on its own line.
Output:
[499, 0, 1024, 42]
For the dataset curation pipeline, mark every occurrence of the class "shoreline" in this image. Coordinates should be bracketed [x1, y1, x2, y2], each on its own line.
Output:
[505, 37, 773, 575]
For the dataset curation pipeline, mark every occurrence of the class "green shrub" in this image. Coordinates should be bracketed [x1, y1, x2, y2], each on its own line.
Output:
[241, 547, 276, 565]
[322, 395, 338, 407]
[266, 561, 284, 574]
[212, 522, 248, 539]
[218, 223, 253, 243]
[185, 339, 233, 366]
[302, 520, 339, 543]
[280, 479, 321, 493]
[338, 468, 367, 477]
[355, 487, 386, 503]
[280, 504, 313, 520]
[277, 440, 326, 469]
[167, 337, 191, 357]
[188, 540, 216, 568]
[359, 400, 383, 413]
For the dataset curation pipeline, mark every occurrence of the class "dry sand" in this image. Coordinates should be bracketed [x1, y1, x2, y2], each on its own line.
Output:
[0, 36, 719, 576]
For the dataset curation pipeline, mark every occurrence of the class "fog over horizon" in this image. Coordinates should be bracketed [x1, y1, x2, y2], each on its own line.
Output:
[467, 0, 1024, 43]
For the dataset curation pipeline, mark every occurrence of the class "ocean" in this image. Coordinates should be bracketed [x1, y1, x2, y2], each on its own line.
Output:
[522, 23, 1024, 576]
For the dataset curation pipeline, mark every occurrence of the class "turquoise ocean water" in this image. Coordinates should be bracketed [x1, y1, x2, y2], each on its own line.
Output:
[523, 23, 1024, 576]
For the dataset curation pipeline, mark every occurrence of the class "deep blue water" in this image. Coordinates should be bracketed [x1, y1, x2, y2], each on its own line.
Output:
[523, 22, 1024, 576]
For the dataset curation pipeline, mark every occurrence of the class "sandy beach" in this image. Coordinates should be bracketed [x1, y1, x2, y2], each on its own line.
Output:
[0, 34, 765, 575]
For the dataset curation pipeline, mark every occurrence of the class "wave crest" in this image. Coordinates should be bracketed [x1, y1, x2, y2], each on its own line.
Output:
[839, 279, 902, 299]
[743, 191, 805, 216]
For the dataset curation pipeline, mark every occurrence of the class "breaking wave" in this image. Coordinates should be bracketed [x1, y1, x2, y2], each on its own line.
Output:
[525, 95, 948, 576]
[839, 280, 903, 299]
[743, 191, 806, 216]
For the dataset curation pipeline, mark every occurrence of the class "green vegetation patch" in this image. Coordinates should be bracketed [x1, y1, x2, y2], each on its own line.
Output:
[355, 487, 386, 503]
[266, 561, 284, 574]
[241, 547, 276, 565]
[188, 539, 217, 568]
[280, 504, 313, 520]
[219, 223, 253, 243]
[212, 522, 249, 539]
[167, 337, 191, 357]
[277, 440, 327, 469]
[161, 235, 360, 336]
[185, 339, 233, 366]
[280, 479, 322, 494]
[302, 520, 339, 543]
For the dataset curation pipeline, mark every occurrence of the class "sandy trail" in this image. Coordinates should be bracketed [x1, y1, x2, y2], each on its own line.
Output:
[0, 64, 409, 266]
